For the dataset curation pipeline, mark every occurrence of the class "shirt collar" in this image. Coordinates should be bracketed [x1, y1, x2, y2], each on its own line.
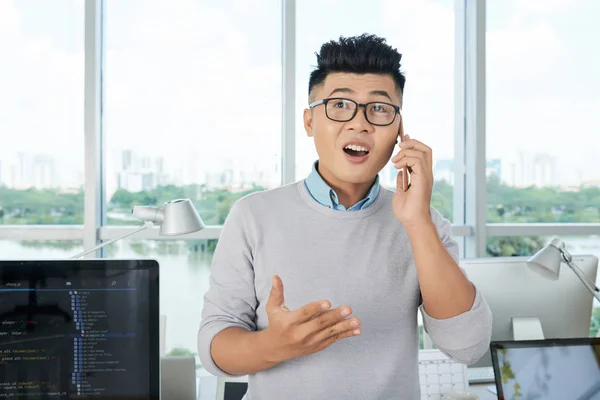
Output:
[304, 161, 380, 210]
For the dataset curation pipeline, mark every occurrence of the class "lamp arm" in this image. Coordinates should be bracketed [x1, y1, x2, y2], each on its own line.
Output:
[565, 259, 600, 303]
[70, 222, 152, 259]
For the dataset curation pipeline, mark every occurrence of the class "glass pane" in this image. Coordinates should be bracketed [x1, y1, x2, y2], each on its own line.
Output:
[295, 0, 455, 219]
[104, 0, 282, 226]
[0, 1, 84, 225]
[0, 240, 84, 259]
[103, 238, 213, 373]
[486, 1, 600, 222]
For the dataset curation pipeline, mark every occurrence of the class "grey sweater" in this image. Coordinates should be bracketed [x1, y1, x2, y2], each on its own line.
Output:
[198, 181, 492, 399]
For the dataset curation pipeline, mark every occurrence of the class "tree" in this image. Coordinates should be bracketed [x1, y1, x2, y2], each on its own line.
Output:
[486, 236, 545, 257]
[2, 178, 599, 239]
[166, 347, 196, 357]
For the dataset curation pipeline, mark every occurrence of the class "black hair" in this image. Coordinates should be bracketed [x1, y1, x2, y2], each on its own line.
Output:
[308, 33, 406, 99]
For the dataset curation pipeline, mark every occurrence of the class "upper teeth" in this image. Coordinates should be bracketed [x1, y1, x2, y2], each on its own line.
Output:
[345, 144, 368, 152]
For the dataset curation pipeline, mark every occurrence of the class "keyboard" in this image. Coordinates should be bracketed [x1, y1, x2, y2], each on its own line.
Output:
[467, 366, 495, 383]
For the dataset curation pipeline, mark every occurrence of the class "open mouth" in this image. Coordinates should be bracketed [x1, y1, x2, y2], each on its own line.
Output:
[344, 145, 370, 157]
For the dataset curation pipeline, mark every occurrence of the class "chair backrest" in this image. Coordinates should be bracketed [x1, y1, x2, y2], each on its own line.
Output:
[160, 356, 197, 400]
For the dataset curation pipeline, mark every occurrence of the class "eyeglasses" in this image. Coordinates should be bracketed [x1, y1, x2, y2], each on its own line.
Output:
[309, 97, 401, 126]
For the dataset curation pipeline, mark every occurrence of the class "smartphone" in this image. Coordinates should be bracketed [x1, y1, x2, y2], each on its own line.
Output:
[398, 121, 409, 192]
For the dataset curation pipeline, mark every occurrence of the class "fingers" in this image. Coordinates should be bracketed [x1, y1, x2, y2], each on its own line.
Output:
[303, 306, 352, 333]
[397, 136, 432, 164]
[266, 275, 287, 313]
[391, 148, 426, 164]
[393, 156, 426, 175]
[399, 136, 432, 155]
[290, 300, 331, 324]
[315, 317, 362, 348]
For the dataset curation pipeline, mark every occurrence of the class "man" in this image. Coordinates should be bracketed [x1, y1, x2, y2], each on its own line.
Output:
[198, 33, 492, 399]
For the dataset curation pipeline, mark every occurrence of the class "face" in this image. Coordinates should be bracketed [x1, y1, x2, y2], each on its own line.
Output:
[303, 72, 403, 186]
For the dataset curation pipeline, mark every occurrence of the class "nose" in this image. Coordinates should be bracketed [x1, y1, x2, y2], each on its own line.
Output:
[346, 106, 375, 133]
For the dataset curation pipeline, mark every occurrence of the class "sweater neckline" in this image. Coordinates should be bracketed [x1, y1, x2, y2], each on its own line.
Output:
[296, 180, 387, 219]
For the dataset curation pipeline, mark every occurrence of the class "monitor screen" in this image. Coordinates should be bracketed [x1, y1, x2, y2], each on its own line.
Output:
[491, 338, 600, 400]
[224, 382, 248, 400]
[0, 259, 159, 399]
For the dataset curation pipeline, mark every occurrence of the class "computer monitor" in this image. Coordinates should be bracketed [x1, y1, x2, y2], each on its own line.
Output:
[460, 255, 599, 369]
[0, 259, 160, 399]
[490, 338, 600, 399]
[216, 375, 248, 400]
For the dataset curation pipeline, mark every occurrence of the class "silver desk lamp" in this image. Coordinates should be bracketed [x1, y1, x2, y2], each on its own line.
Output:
[71, 199, 205, 259]
[505, 237, 600, 341]
[527, 236, 600, 302]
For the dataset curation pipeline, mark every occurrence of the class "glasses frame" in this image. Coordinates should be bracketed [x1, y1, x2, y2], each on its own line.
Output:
[309, 97, 401, 126]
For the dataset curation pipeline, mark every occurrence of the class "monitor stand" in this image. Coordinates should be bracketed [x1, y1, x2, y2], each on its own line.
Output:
[468, 317, 546, 385]
[511, 317, 545, 340]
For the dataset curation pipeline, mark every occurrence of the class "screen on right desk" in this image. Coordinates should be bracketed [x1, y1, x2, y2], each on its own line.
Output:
[491, 338, 600, 400]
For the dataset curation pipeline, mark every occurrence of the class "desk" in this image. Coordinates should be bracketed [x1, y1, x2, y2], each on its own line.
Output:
[469, 383, 497, 399]
[197, 377, 497, 400]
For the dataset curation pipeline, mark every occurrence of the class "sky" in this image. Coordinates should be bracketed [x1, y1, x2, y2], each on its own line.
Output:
[0, 0, 599, 192]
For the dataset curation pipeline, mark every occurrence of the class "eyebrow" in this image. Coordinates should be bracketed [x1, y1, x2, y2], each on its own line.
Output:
[327, 88, 393, 102]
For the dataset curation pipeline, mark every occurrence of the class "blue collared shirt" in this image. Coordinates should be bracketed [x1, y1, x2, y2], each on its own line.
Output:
[304, 161, 380, 211]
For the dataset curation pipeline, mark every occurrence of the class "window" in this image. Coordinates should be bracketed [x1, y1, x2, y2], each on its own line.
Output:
[103, 0, 282, 225]
[104, 238, 213, 368]
[0, 240, 84, 259]
[0, 0, 84, 225]
[486, 235, 600, 261]
[295, 0, 455, 219]
[486, 0, 600, 223]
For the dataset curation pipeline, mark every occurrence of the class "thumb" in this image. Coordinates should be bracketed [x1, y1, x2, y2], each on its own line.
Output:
[267, 274, 286, 312]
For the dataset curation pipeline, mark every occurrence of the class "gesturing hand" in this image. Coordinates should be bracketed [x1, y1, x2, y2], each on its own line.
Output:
[263, 275, 361, 363]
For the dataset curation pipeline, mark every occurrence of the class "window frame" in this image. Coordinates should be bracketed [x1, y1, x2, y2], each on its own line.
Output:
[1, 0, 599, 259]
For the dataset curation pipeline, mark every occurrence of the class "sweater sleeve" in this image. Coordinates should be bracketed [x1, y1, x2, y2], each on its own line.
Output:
[197, 199, 258, 376]
[419, 208, 493, 365]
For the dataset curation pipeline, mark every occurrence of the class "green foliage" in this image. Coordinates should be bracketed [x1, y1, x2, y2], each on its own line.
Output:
[487, 174, 600, 223]
[1, 177, 599, 227]
[431, 180, 453, 220]
[166, 347, 196, 357]
[165, 347, 203, 369]
[590, 308, 600, 337]
[105, 184, 266, 226]
[0, 186, 84, 224]
[485, 236, 546, 257]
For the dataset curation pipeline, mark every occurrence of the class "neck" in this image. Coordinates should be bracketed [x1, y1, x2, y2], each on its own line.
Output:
[317, 164, 376, 209]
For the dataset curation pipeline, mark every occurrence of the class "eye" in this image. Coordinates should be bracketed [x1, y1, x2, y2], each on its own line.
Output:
[371, 103, 390, 113]
[332, 99, 352, 109]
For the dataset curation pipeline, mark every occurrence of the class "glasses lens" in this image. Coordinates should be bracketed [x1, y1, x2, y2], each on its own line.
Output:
[326, 99, 357, 121]
[366, 103, 396, 125]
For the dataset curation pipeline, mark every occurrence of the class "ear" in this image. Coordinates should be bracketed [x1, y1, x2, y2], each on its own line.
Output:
[303, 108, 314, 137]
